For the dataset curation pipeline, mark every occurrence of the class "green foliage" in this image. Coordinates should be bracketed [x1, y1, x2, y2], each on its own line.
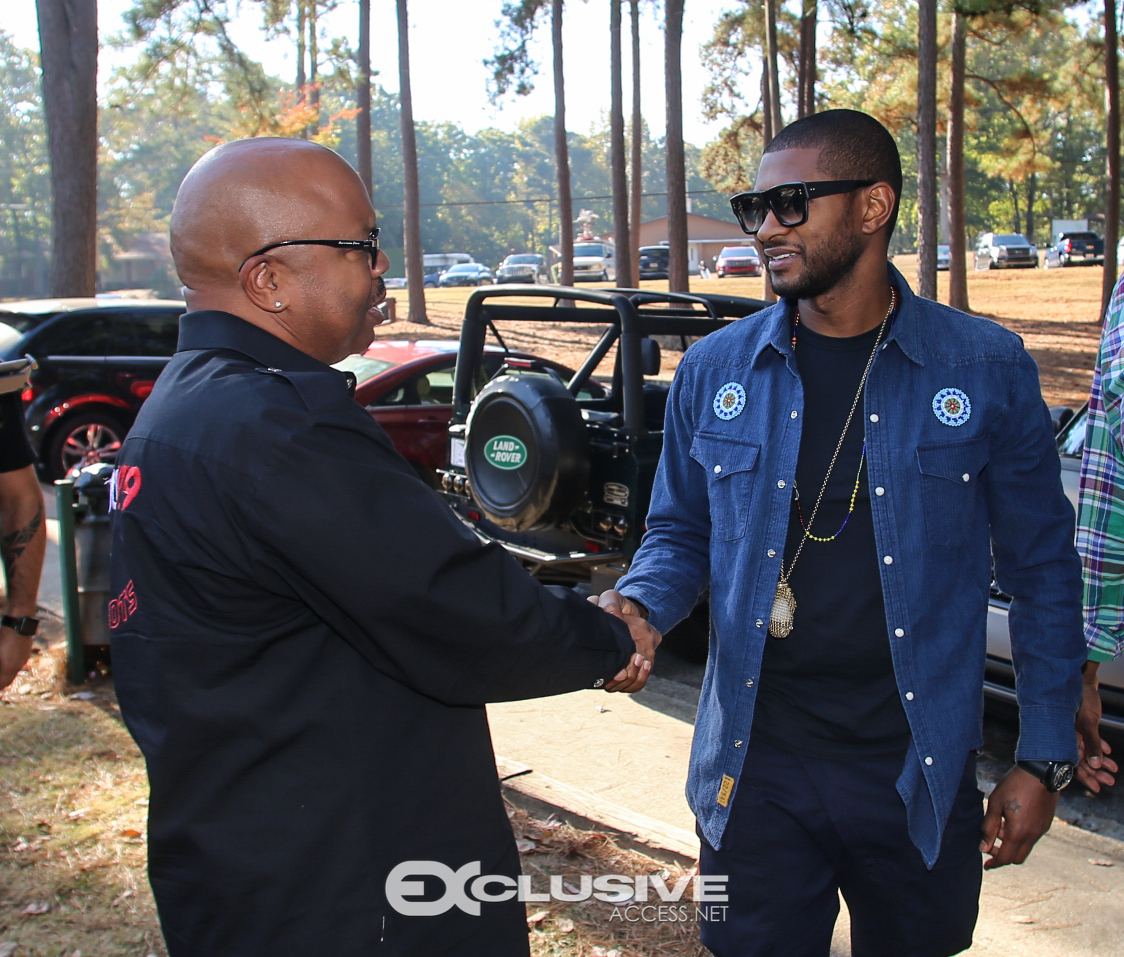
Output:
[0, 32, 51, 296]
[699, 0, 1112, 252]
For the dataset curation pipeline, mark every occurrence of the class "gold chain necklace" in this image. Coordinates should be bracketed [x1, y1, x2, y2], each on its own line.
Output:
[769, 288, 896, 639]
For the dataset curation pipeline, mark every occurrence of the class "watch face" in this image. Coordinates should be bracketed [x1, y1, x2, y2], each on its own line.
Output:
[1050, 763, 1076, 792]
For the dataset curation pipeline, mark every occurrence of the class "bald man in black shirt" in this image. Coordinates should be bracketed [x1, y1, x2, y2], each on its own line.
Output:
[109, 138, 657, 957]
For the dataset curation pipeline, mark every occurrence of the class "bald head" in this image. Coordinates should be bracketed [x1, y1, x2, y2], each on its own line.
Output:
[170, 138, 372, 295]
[169, 138, 388, 365]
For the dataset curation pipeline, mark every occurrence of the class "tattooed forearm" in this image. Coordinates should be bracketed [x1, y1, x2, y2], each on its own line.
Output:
[2, 502, 43, 573]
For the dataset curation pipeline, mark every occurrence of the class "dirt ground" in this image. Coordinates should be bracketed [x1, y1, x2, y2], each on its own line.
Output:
[385, 254, 1109, 410]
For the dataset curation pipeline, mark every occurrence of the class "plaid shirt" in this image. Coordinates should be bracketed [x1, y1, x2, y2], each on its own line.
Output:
[1077, 275, 1124, 662]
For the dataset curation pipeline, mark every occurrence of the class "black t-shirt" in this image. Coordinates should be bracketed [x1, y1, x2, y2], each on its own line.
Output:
[751, 315, 910, 759]
[0, 391, 34, 473]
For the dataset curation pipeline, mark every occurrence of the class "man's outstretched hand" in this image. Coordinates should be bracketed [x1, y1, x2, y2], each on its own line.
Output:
[590, 589, 661, 693]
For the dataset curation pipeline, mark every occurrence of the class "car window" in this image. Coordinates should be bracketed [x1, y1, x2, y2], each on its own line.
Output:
[1057, 407, 1087, 457]
[994, 234, 1029, 244]
[417, 368, 455, 405]
[37, 314, 113, 356]
[335, 354, 397, 385]
[130, 312, 182, 357]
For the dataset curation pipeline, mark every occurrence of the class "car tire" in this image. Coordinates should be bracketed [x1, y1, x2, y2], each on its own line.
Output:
[43, 409, 128, 481]
[464, 374, 589, 531]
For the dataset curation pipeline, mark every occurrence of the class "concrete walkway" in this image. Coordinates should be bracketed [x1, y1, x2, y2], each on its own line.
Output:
[488, 676, 1124, 957]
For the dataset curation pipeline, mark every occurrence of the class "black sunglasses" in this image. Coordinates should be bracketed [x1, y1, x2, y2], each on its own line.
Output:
[730, 181, 875, 235]
[238, 227, 380, 272]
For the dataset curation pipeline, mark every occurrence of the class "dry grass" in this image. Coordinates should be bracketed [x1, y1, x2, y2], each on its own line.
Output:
[0, 638, 706, 957]
[381, 256, 1110, 409]
[0, 633, 165, 957]
[510, 805, 708, 957]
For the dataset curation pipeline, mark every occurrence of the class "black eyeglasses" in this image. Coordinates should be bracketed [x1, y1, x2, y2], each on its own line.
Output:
[730, 181, 875, 235]
[238, 227, 380, 272]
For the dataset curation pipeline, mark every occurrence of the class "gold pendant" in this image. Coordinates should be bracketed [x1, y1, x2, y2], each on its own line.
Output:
[769, 578, 796, 638]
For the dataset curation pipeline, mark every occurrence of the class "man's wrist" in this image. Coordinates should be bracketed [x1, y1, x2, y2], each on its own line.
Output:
[0, 615, 39, 637]
[1016, 759, 1076, 792]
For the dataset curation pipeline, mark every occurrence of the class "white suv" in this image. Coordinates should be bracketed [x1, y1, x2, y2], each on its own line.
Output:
[974, 232, 1038, 269]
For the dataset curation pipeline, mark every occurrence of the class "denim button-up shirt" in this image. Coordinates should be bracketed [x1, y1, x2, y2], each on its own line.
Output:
[619, 266, 1084, 867]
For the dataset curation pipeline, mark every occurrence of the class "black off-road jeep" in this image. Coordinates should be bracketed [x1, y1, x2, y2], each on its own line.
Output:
[438, 284, 768, 656]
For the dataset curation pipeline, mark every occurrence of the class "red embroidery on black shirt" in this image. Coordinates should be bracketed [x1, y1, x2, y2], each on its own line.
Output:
[108, 580, 138, 628]
[115, 466, 142, 511]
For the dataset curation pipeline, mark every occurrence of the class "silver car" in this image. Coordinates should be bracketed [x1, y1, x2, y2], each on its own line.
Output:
[984, 404, 1124, 730]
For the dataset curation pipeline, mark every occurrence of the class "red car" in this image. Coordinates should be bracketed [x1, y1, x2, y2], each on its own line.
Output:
[715, 245, 762, 278]
[335, 340, 603, 487]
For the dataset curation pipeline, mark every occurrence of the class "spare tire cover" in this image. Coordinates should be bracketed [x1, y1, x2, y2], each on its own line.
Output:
[465, 373, 589, 530]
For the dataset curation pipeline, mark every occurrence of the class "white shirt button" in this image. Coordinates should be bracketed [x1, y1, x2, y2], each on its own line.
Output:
[962, 473, 970, 483]
[875, 486, 885, 496]
[924, 756, 934, 766]
[894, 628, 905, 637]
[755, 619, 763, 628]
[905, 692, 915, 701]
[714, 465, 722, 474]
[790, 410, 798, 419]
[593, 678, 605, 688]
[734, 740, 744, 748]
[869, 413, 879, 423]
[777, 480, 786, 489]
[883, 555, 894, 565]
[767, 549, 776, 558]
[746, 679, 755, 688]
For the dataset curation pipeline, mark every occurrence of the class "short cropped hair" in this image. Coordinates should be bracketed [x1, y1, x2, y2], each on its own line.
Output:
[764, 109, 902, 237]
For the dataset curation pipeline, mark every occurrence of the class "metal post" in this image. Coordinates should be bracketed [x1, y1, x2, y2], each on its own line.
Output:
[54, 479, 85, 685]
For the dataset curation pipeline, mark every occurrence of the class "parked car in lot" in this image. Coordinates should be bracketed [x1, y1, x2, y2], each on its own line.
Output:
[936, 244, 950, 271]
[496, 253, 549, 284]
[571, 242, 617, 282]
[974, 232, 1038, 269]
[1044, 231, 1105, 268]
[714, 245, 762, 278]
[637, 245, 670, 280]
[438, 263, 495, 287]
[333, 339, 605, 488]
[984, 402, 1124, 731]
[0, 300, 186, 479]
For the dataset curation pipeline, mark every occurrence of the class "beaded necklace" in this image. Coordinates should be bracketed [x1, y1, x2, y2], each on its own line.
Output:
[769, 288, 896, 639]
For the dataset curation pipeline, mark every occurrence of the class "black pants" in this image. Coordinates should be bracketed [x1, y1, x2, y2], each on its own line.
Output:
[698, 738, 983, 957]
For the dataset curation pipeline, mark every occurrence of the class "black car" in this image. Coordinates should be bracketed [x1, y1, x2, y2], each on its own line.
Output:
[0, 300, 185, 478]
[637, 245, 670, 280]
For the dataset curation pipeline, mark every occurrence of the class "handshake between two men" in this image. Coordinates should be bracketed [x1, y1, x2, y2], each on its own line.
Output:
[592, 589, 660, 694]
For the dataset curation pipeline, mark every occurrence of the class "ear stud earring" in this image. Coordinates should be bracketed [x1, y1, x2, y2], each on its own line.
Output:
[274, 301, 283, 308]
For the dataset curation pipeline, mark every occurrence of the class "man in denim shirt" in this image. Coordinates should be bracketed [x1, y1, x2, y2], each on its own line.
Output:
[596, 111, 1084, 956]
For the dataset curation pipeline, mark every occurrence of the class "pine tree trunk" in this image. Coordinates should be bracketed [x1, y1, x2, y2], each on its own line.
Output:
[356, 0, 372, 195]
[36, 0, 98, 297]
[797, 0, 816, 118]
[665, 0, 689, 291]
[629, 0, 642, 281]
[397, 0, 429, 323]
[916, 0, 938, 299]
[610, 0, 632, 286]
[946, 9, 969, 312]
[764, 0, 783, 135]
[1103, 0, 1120, 319]
[554, 0, 574, 287]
